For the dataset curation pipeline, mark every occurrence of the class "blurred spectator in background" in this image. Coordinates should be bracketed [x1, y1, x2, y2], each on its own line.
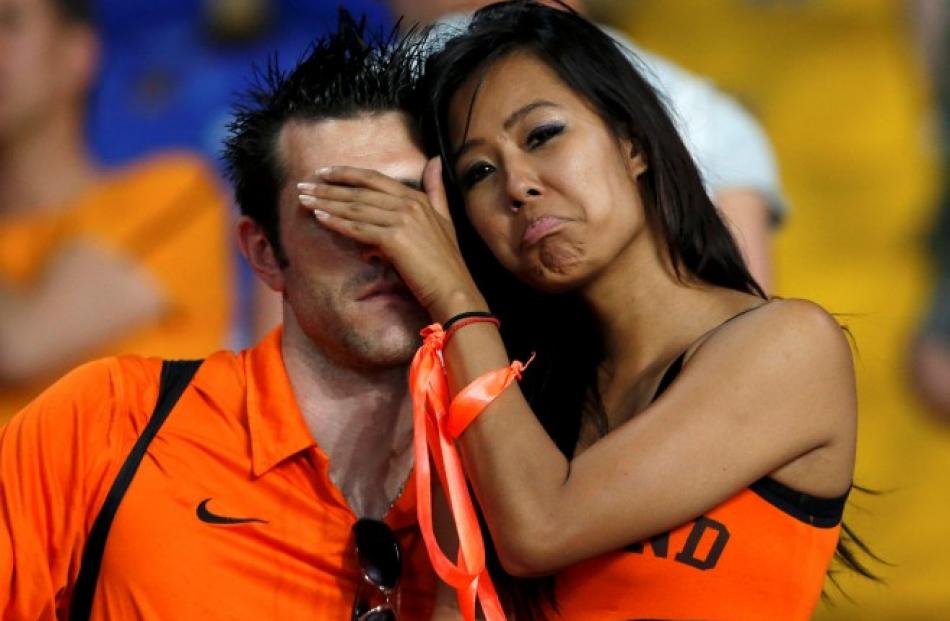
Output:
[82, 0, 390, 343]
[910, 0, 950, 422]
[389, 0, 786, 294]
[611, 0, 946, 618]
[0, 0, 233, 424]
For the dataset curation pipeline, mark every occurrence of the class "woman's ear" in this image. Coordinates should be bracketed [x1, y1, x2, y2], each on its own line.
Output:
[625, 140, 649, 179]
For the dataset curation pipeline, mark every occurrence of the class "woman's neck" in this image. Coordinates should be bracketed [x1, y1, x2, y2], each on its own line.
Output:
[580, 231, 752, 378]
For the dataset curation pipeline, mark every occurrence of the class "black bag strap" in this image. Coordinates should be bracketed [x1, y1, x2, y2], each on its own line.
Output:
[69, 359, 203, 621]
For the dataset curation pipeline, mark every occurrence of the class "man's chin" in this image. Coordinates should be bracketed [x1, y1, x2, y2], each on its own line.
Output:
[372, 322, 426, 353]
[346, 316, 427, 367]
[346, 336, 420, 370]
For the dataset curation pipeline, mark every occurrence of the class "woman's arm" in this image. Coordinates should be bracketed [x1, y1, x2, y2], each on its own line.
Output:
[298, 165, 855, 576]
[441, 299, 854, 575]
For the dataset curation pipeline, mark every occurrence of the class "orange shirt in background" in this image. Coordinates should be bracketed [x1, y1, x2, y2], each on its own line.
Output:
[0, 153, 233, 423]
[0, 328, 435, 620]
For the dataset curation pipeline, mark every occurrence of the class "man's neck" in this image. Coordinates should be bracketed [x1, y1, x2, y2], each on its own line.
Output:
[0, 108, 97, 217]
[280, 315, 414, 519]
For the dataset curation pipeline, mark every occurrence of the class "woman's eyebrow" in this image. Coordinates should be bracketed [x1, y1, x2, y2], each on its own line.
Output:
[502, 100, 558, 131]
[453, 100, 560, 161]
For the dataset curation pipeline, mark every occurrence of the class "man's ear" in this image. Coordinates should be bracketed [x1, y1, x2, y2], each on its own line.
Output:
[237, 216, 285, 293]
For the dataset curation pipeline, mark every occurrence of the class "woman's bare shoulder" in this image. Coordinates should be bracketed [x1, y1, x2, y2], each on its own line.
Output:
[701, 298, 853, 366]
[687, 297, 856, 432]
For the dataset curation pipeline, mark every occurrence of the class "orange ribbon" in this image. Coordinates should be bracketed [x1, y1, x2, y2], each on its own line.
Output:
[445, 353, 535, 440]
[410, 324, 508, 621]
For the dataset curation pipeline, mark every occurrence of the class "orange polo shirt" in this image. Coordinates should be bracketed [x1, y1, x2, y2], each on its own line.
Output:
[0, 329, 435, 620]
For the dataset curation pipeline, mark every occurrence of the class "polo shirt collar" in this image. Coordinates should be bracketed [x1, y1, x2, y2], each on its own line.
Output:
[245, 327, 316, 477]
[242, 327, 420, 529]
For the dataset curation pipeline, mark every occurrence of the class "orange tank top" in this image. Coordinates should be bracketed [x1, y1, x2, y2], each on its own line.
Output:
[546, 349, 847, 621]
[547, 479, 845, 620]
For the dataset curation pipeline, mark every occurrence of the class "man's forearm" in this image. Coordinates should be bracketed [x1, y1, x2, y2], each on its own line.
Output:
[0, 242, 165, 384]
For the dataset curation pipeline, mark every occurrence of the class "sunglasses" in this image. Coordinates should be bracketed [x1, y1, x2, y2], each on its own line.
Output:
[351, 518, 402, 621]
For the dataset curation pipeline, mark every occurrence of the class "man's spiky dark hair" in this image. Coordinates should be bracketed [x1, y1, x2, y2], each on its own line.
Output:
[222, 9, 422, 263]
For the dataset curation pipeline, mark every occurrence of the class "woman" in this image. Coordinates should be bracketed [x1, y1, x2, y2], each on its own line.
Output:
[297, 3, 862, 618]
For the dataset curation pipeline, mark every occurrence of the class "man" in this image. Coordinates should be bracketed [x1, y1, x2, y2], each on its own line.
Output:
[388, 0, 785, 293]
[0, 0, 233, 423]
[0, 15, 437, 619]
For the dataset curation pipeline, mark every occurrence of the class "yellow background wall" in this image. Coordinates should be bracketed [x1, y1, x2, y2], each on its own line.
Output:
[615, 1, 948, 617]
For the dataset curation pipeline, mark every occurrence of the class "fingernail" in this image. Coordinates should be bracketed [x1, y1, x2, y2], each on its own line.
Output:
[297, 182, 317, 192]
[299, 194, 318, 206]
[317, 167, 333, 177]
[313, 209, 330, 221]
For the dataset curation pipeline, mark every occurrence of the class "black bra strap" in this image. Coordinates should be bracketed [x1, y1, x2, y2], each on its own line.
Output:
[749, 476, 850, 528]
[651, 303, 770, 403]
[653, 352, 686, 402]
[69, 359, 203, 621]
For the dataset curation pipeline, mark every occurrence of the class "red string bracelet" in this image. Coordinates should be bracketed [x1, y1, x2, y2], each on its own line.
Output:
[442, 310, 495, 332]
[444, 315, 500, 347]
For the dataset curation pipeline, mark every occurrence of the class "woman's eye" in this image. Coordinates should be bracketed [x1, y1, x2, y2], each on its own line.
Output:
[526, 123, 564, 149]
[461, 162, 495, 189]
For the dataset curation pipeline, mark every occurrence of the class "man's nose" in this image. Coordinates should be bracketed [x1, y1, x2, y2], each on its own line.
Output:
[359, 244, 386, 265]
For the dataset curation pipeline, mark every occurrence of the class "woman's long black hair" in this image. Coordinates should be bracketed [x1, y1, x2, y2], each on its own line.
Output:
[419, 2, 873, 617]
[422, 0, 764, 439]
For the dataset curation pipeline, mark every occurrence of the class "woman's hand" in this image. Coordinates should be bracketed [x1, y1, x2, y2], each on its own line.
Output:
[297, 157, 487, 322]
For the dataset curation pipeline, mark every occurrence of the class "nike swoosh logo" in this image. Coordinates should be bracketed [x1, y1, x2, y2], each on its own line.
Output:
[196, 498, 268, 525]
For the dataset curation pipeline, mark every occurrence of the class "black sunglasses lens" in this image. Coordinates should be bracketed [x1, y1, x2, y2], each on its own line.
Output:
[362, 611, 396, 621]
[353, 518, 401, 589]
